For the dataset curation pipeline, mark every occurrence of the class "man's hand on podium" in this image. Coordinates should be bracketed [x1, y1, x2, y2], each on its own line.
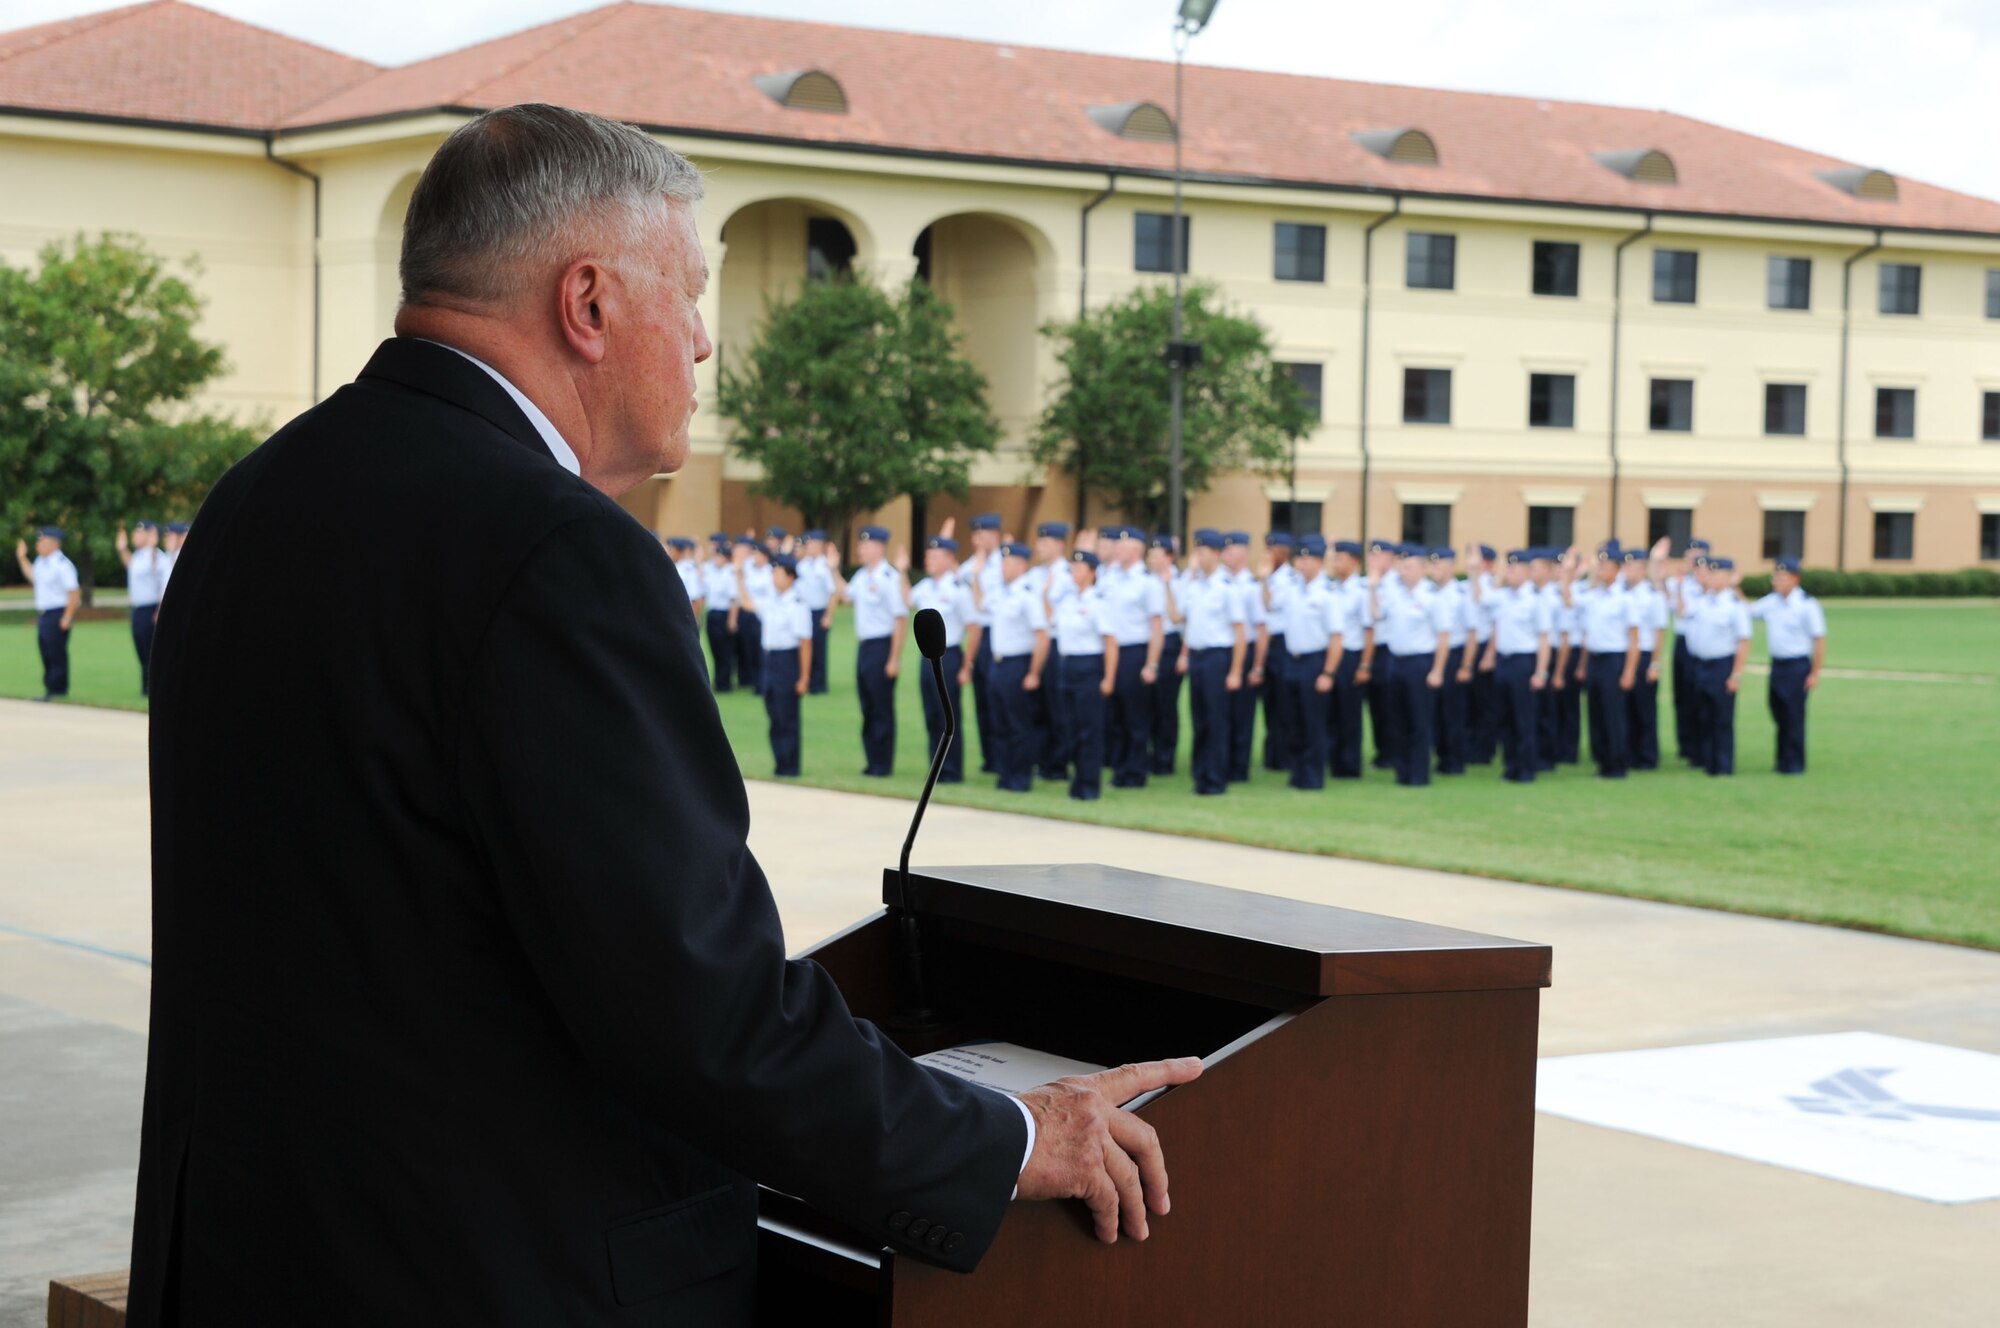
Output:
[1016, 1057, 1203, 1245]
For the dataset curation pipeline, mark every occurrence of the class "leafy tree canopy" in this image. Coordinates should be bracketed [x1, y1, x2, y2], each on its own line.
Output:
[0, 233, 262, 596]
[1033, 282, 1312, 535]
[717, 275, 1000, 550]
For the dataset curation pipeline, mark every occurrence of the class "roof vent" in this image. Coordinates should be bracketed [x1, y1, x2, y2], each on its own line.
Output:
[1594, 148, 1678, 185]
[1816, 167, 1899, 202]
[1351, 128, 1439, 166]
[1086, 101, 1176, 143]
[752, 69, 848, 114]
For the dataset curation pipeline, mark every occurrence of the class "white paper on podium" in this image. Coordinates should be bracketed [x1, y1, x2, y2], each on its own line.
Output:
[916, 1041, 1107, 1096]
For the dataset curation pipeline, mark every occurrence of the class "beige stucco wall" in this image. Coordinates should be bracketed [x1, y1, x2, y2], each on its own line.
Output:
[5, 110, 1997, 569]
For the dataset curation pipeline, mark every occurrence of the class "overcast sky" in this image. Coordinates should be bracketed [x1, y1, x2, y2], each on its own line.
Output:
[13, 0, 2000, 203]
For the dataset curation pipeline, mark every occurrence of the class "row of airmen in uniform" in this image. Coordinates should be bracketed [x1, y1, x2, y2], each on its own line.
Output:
[661, 520, 1829, 795]
[14, 521, 188, 701]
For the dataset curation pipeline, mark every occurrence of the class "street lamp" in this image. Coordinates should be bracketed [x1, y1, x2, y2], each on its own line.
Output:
[1165, 0, 1218, 545]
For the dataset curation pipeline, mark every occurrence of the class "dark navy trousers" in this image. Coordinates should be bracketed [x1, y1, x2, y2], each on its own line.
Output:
[918, 644, 966, 783]
[1367, 661, 1398, 769]
[1187, 647, 1232, 795]
[1262, 632, 1289, 770]
[1059, 654, 1107, 800]
[1327, 651, 1366, 778]
[735, 610, 764, 696]
[1108, 647, 1151, 788]
[1584, 651, 1632, 778]
[856, 636, 896, 776]
[705, 609, 735, 691]
[1468, 650, 1499, 764]
[130, 604, 158, 695]
[1286, 654, 1329, 790]
[1627, 650, 1659, 770]
[1558, 653, 1584, 763]
[990, 656, 1035, 792]
[1385, 651, 1436, 786]
[1672, 636, 1697, 760]
[971, 632, 997, 772]
[1434, 644, 1468, 774]
[762, 647, 803, 776]
[37, 609, 70, 697]
[1226, 652, 1259, 782]
[1036, 641, 1067, 778]
[807, 609, 830, 694]
[1496, 654, 1539, 782]
[1150, 631, 1183, 774]
[1768, 656, 1811, 773]
[1694, 656, 1737, 775]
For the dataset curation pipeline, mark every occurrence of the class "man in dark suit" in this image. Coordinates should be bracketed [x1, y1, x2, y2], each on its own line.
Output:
[129, 103, 1198, 1327]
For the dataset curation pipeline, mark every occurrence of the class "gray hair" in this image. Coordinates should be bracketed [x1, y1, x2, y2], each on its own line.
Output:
[399, 103, 704, 306]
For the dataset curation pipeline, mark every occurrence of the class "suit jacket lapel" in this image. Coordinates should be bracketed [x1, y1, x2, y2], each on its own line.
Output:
[357, 337, 558, 465]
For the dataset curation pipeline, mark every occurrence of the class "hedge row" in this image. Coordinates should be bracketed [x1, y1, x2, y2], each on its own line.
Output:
[1737, 568, 2000, 598]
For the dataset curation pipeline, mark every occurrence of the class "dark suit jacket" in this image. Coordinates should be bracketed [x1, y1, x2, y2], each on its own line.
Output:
[128, 338, 1025, 1325]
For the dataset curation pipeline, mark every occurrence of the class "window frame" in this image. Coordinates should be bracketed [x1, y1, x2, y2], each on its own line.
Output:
[1276, 361, 1324, 420]
[1532, 240, 1581, 298]
[1766, 256, 1812, 311]
[1401, 503, 1452, 548]
[1982, 390, 2000, 443]
[1652, 248, 1699, 304]
[1648, 378, 1695, 432]
[1647, 508, 1694, 556]
[1527, 372, 1576, 429]
[1763, 383, 1808, 437]
[1987, 269, 2000, 320]
[1981, 513, 2000, 562]
[1273, 222, 1327, 283]
[1872, 511, 1914, 562]
[1874, 387, 1916, 440]
[1761, 509, 1805, 561]
[1526, 505, 1574, 549]
[1878, 262, 1922, 316]
[1405, 232, 1458, 291]
[1134, 211, 1190, 275]
[1269, 499, 1325, 537]
[1402, 367, 1453, 425]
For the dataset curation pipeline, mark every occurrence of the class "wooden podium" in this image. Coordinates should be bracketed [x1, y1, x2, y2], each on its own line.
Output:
[756, 864, 1552, 1327]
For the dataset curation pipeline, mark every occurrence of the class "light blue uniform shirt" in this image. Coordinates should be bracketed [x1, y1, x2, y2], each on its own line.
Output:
[1266, 564, 1303, 634]
[846, 562, 908, 641]
[988, 578, 1048, 659]
[963, 553, 1005, 627]
[1430, 579, 1470, 648]
[32, 551, 79, 610]
[127, 546, 169, 609]
[1179, 570, 1245, 650]
[1683, 591, 1752, 660]
[1276, 575, 1338, 655]
[795, 555, 835, 611]
[909, 574, 976, 649]
[1022, 561, 1076, 610]
[758, 588, 813, 651]
[1574, 581, 1638, 653]
[1751, 588, 1827, 659]
[1491, 584, 1554, 656]
[1627, 581, 1668, 651]
[1469, 572, 1496, 642]
[1228, 568, 1267, 630]
[700, 559, 737, 610]
[742, 561, 776, 615]
[1053, 585, 1111, 656]
[1099, 562, 1165, 647]
[1380, 582, 1441, 656]
[1161, 569, 1190, 633]
[1541, 582, 1575, 647]
[1333, 574, 1371, 650]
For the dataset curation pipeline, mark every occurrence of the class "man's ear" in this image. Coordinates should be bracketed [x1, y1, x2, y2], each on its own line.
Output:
[557, 258, 611, 364]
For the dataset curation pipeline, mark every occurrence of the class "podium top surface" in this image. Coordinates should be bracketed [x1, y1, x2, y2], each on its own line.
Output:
[890, 863, 1551, 998]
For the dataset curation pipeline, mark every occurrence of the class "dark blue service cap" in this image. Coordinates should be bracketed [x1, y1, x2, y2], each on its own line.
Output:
[1120, 525, 1146, 541]
[1477, 544, 1496, 562]
[1000, 541, 1032, 559]
[733, 534, 759, 547]
[133, 519, 159, 532]
[709, 531, 730, 544]
[1709, 556, 1736, 571]
[1429, 546, 1456, 562]
[970, 512, 1001, 532]
[1150, 532, 1178, 552]
[1774, 555, 1802, 574]
[770, 553, 798, 573]
[1333, 539, 1363, 557]
[803, 528, 827, 542]
[1265, 531, 1294, 547]
[1367, 538, 1397, 554]
[927, 536, 959, 553]
[1225, 530, 1251, 547]
[1036, 521, 1070, 539]
[858, 525, 890, 543]
[167, 521, 190, 534]
[1071, 549, 1101, 569]
[1596, 540, 1623, 562]
[36, 525, 64, 540]
[766, 526, 788, 540]
[667, 536, 695, 550]
[1622, 547, 1646, 562]
[1298, 534, 1328, 557]
[1194, 528, 1226, 550]
[1506, 548, 1529, 565]
[1098, 526, 1123, 541]
[1530, 546, 1555, 561]
[1687, 538, 1712, 552]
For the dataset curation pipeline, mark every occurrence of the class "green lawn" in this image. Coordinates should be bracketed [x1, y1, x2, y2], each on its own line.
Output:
[9, 602, 1997, 949]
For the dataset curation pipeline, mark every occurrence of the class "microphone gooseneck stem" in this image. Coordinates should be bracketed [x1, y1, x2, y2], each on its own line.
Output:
[895, 648, 956, 1028]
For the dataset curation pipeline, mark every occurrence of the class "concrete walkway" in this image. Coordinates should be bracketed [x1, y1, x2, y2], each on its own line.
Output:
[2, 698, 1994, 1326]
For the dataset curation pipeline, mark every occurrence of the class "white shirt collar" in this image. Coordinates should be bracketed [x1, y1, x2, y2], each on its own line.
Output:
[425, 340, 582, 478]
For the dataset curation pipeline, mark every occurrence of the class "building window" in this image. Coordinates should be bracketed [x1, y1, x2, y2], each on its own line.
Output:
[1983, 391, 2000, 442]
[1767, 257, 1812, 310]
[1269, 500, 1324, 536]
[1879, 262, 1921, 315]
[1982, 514, 2000, 561]
[1873, 511, 1914, 561]
[1648, 508, 1694, 555]
[1274, 223, 1326, 282]
[1527, 505, 1574, 548]
[1532, 241, 1580, 297]
[1402, 503, 1452, 548]
[1406, 232, 1457, 290]
[1653, 249, 1698, 304]
[806, 217, 856, 282]
[1762, 510, 1805, 561]
[1403, 368, 1452, 424]
[1277, 362, 1323, 419]
[1875, 387, 1916, 439]
[1134, 212, 1189, 274]
[1764, 383, 1807, 436]
[1987, 270, 2000, 320]
[1528, 373, 1576, 428]
[1649, 378, 1694, 432]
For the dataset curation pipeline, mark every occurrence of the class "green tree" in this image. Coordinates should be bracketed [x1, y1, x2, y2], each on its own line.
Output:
[0, 233, 262, 599]
[1034, 283, 1312, 535]
[718, 275, 1000, 551]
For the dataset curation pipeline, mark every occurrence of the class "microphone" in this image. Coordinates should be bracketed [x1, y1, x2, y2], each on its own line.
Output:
[892, 607, 953, 1032]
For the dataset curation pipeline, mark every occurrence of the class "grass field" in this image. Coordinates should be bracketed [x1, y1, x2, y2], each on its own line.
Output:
[7, 600, 1997, 949]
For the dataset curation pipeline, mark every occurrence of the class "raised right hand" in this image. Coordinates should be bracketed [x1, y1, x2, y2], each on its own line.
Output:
[1016, 1058, 1203, 1243]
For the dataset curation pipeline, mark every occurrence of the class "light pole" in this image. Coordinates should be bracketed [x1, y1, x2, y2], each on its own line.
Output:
[1166, 0, 1219, 545]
